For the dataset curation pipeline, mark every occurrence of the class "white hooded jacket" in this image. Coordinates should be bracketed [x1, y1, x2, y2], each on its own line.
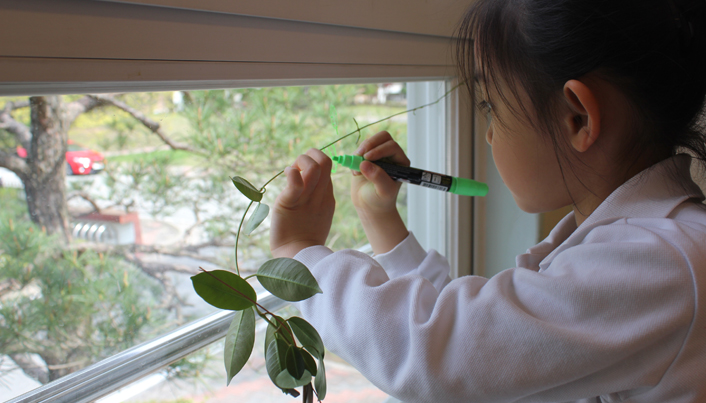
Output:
[295, 155, 706, 403]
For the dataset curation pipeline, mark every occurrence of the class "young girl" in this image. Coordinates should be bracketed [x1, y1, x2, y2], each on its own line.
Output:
[270, 0, 706, 401]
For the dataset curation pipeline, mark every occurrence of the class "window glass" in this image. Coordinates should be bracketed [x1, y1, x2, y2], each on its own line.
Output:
[0, 83, 409, 400]
[98, 306, 390, 403]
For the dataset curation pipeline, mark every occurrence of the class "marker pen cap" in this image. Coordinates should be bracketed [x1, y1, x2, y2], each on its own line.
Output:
[332, 154, 364, 171]
[450, 177, 489, 197]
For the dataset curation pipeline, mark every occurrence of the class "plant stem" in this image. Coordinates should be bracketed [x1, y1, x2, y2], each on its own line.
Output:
[255, 307, 278, 329]
[233, 200, 254, 276]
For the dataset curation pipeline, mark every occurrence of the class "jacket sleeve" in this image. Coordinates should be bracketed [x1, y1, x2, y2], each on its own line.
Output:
[372, 232, 452, 293]
[293, 223, 695, 403]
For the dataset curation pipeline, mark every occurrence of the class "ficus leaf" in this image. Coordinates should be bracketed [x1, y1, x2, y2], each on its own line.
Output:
[265, 334, 286, 386]
[274, 334, 290, 372]
[301, 349, 317, 377]
[231, 176, 263, 202]
[265, 319, 277, 353]
[224, 308, 256, 385]
[265, 316, 295, 348]
[265, 319, 295, 380]
[244, 203, 269, 236]
[285, 346, 306, 379]
[275, 368, 312, 389]
[191, 270, 256, 311]
[256, 258, 322, 301]
[315, 358, 327, 400]
[266, 333, 312, 389]
[287, 316, 324, 360]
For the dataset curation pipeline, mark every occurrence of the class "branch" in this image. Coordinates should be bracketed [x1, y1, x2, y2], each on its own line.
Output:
[130, 243, 234, 269]
[181, 239, 236, 252]
[121, 251, 196, 276]
[0, 148, 29, 179]
[70, 243, 227, 272]
[89, 95, 203, 155]
[66, 192, 102, 214]
[64, 96, 108, 126]
[0, 101, 32, 149]
[8, 100, 29, 110]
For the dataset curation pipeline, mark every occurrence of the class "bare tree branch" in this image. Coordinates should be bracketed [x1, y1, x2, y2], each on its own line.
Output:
[67, 192, 102, 214]
[0, 148, 29, 178]
[70, 243, 227, 272]
[9, 100, 30, 110]
[0, 101, 32, 149]
[64, 96, 108, 127]
[180, 239, 235, 252]
[89, 95, 203, 155]
[122, 252, 196, 276]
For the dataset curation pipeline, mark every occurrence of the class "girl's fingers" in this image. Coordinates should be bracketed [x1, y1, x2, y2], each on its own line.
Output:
[305, 148, 333, 174]
[279, 166, 305, 206]
[289, 154, 321, 202]
[356, 131, 394, 156]
[305, 149, 334, 198]
[363, 139, 410, 167]
[359, 160, 399, 197]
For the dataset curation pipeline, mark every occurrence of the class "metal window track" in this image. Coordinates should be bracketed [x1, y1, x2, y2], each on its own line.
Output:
[7, 294, 288, 403]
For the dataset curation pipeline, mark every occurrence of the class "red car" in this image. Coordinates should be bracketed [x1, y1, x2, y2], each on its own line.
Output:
[17, 140, 105, 175]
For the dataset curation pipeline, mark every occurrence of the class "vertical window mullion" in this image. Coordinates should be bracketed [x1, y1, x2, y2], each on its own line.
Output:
[406, 81, 448, 267]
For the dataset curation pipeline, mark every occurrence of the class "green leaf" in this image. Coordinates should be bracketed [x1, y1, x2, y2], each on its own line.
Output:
[264, 318, 295, 379]
[265, 316, 295, 348]
[275, 368, 312, 389]
[256, 258, 322, 301]
[315, 358, 327, 400]
[191, 270, 256, 311]
[265, 319, 277, 353]
[285, 346, 306, 379]
[287, 316, 324, 359]
[244, 203, 269, 236]
[224, 308, 256, 385]
[301, 349, 317, 377]
[231, 176, 263, 202]
[265, 333, 287, 383]
[266, 333, 312, 389]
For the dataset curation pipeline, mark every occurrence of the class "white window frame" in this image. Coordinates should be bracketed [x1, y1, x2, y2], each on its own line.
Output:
[407, 79, 474, 278]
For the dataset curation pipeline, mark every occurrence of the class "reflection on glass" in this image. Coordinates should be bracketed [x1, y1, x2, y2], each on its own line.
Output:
[0, 84, 407, 400]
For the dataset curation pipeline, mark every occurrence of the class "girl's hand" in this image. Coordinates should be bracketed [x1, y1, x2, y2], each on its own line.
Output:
[270, 149, 335, 259]
[351, 131, 410, 214]
[351, 131, 410, 255]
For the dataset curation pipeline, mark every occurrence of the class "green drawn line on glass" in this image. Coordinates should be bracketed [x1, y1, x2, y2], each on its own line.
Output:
[328, 105, 339, 173]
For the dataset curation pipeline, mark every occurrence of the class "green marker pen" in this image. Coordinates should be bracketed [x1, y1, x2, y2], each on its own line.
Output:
[332, 154, 488, 197]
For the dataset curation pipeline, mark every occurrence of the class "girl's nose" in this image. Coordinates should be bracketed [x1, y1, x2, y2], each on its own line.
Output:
[485, 125, 493, 145]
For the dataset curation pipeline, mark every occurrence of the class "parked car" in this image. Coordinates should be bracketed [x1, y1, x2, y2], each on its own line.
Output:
[17, 140, 105, 175]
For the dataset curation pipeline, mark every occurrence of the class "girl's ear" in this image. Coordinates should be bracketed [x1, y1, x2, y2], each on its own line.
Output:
[563, 80, 600, 153]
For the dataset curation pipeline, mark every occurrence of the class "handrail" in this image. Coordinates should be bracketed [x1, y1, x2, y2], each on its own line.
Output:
[7, 294, 288, 403]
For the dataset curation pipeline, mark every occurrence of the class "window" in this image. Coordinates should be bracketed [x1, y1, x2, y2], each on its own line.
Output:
[0, 2, 473, 402]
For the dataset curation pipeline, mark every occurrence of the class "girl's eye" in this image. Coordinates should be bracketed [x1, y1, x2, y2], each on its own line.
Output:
[477, 100, 493, 114]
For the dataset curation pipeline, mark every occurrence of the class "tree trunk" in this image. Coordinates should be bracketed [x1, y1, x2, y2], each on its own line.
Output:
[24, 96, 70, 241]
[8, 353, 50, 385]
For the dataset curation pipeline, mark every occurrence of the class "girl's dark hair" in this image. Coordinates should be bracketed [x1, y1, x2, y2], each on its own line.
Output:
[456, 0, 706, 178]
